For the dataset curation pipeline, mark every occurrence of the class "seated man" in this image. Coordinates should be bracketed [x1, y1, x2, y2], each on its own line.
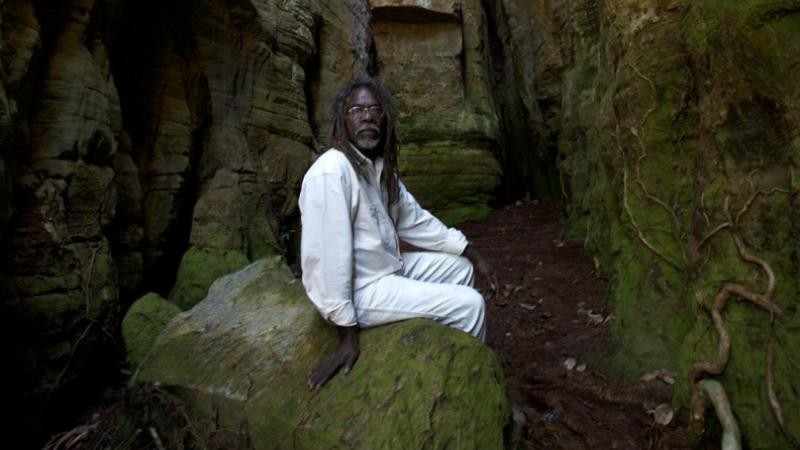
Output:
[299, 76, 497, 389]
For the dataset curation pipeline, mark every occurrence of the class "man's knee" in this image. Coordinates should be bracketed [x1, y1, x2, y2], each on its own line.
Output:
[457, 287, 485, 340]
[455, 255, 475, 286]
[462, 287, 485, 315]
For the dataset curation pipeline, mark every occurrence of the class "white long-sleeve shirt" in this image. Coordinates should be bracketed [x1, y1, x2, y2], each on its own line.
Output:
[299, 147, 469, 326]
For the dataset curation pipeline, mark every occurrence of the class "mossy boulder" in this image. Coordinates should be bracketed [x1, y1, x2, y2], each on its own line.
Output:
[122, 293, 182, 367]
[168, 246, 249, 310]
[135, 257, 513, 449]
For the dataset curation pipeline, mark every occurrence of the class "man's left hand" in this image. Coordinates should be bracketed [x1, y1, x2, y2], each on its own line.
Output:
[463, 245, 498, 303]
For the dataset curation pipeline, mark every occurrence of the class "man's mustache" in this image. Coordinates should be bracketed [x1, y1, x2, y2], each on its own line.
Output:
[357, 125, 381, 135]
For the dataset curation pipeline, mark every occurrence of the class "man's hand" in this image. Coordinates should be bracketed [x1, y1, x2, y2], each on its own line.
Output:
[463, 245, 499, 303]
[308, 325, 359, 390]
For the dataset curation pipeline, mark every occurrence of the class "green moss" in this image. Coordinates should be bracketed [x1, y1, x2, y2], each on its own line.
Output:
[122, 293, 182, 368]
[169, 246, 249, 310]
[136, 259, 513, 449]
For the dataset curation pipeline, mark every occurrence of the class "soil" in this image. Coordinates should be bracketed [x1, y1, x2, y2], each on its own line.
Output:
[458, 200, 690, 450]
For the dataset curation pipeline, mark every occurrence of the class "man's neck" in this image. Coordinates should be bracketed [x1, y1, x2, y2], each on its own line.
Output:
[350, 143, 382, 161]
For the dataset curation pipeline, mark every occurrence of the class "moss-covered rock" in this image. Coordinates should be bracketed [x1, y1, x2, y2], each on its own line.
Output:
[122, 293, 182, 367]
[168, 246, 249, 310]
[136, 257, 513, 449]
[541, 0, 800, 447]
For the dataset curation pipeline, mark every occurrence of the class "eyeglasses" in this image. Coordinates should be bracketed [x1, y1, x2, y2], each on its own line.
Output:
[346, 105, 384, 119]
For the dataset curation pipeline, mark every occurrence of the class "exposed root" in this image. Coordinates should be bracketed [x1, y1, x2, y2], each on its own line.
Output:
[692, 379, 741, 450]
[639, 369, 676, 385]
[689, 231, 783, 441]
[767, 340, 800, 448]
[43, 416, 100, 450]
[688, 254, 782, 387]
[766, 340, 784, 428]
[622, 165, 684, 271]
[615, 61, 688, 269]
[149, 427, 167, 450]
[698, 222, 731, 248]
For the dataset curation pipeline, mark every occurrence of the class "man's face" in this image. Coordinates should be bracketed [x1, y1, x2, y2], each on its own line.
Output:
[345, 87, 385, 153]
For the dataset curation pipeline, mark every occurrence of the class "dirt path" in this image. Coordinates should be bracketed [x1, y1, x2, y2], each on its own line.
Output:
[458, 201, 689, 450]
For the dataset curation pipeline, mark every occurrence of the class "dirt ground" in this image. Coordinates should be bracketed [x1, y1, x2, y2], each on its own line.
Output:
[458, 200, 690, 450]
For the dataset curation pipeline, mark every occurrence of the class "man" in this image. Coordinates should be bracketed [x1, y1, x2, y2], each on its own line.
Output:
[299, 76, 498, 390]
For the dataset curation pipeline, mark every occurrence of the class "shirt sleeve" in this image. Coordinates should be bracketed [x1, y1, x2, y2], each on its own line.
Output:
[394, 180, 469, 255]
[299, 171, 358, 327]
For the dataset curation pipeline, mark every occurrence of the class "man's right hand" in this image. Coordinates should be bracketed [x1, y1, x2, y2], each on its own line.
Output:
[308, 325, 360, 390]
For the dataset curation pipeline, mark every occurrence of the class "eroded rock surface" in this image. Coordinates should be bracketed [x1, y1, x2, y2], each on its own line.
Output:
[136, 258, 513, 449]
[370, 0, 502, 223]
[1, 0, 371, 443]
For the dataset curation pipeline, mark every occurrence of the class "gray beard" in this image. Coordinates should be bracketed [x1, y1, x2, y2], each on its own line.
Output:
[355, 135, 381, 151]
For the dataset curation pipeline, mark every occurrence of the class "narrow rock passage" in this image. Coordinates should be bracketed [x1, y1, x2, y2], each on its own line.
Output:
[458, 201, 689, 450]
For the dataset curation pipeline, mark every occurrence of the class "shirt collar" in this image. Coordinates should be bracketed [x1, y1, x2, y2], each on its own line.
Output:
[348, 143, 384, 180]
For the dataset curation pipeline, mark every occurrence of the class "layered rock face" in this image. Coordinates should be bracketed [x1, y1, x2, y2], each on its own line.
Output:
[491, 0, 800, 447]
[370, 0, 502, 223]
[133, 258, 513, 449]
[6, 0, 799, 447]
[1, 0, 371, 442]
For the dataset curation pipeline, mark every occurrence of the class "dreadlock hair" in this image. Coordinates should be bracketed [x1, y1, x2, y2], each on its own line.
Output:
[330, 76, 401, 211]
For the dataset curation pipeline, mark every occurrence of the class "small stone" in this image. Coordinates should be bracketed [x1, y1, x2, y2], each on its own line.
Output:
[563, 358, 577, 370]
[649, 404, 675, 426]
[586, 311, 604, 325]
[576, 363, 586, 372]
[519, 303, 537, 311]
[515, 200, 523, 206]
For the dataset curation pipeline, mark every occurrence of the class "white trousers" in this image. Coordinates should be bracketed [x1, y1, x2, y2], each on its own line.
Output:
[353, 252, 486, 342]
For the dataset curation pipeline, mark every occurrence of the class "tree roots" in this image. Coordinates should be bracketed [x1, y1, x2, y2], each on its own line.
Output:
[692, 379, 741, 450]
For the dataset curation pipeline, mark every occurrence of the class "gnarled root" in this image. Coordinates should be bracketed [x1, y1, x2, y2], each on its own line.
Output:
[689, 232, 782, 443]
[691, 379, 741, 450]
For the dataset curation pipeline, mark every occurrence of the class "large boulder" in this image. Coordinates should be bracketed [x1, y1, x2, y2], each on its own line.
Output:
[135, 257, 513, 449]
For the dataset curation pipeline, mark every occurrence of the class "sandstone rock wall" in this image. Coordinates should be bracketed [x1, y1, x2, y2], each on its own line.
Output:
[370, 0, 502, 223]
[482, 0, 565, 201]
[0, 0, 371, 442]
[9, 0, 800, 447]
[492, 0, 800, 447]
